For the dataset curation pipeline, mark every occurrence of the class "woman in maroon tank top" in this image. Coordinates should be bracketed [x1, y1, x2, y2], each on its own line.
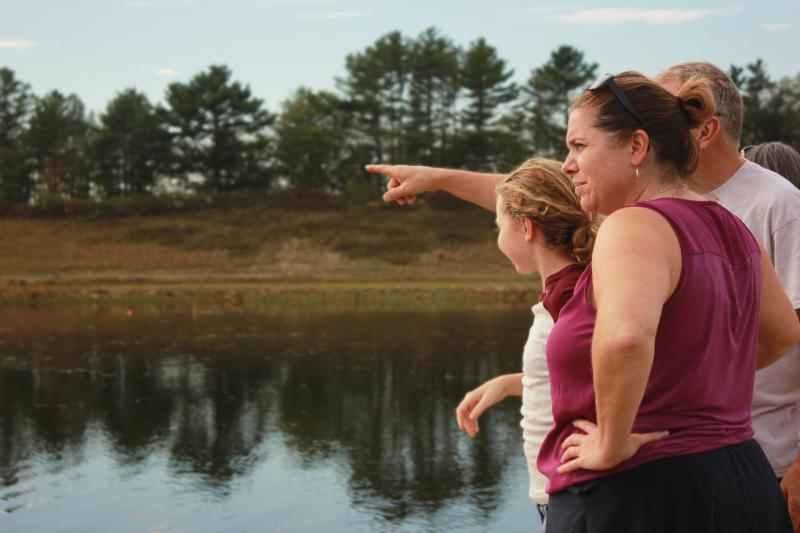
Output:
[538, 72, 800, 533]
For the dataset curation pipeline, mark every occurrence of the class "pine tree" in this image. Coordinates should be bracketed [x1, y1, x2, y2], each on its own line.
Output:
[732, 59, 800, 148]
[338, 31, 412, 192]
[164, 65, 275, 192]
[274, 88, 351, 192]
[90, 89, 172, 196]
[459, 37, 518, 170]
[27, 90, 91, 199]
[523, 46, 597, 158]
[405, 28, 462, 166]
[0, 68, 35, 203]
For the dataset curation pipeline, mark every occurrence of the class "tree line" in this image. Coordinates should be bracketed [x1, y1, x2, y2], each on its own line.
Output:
[2, 27, 799, 204]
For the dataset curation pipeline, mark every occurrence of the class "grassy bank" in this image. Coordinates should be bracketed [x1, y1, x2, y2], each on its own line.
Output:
[0, 192, 542, 306]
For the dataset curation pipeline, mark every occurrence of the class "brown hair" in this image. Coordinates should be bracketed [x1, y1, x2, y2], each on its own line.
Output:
[742, 142, 800, 189]
[496, 158, 598, 266]
[656, 62, 743, 147]
[573, 71, 716, 179]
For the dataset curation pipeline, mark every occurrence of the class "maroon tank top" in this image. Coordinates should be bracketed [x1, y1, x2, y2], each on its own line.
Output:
[538, 198, 762, 494]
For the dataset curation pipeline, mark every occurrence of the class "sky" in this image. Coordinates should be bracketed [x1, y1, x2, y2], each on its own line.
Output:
[2, 0, 800, 115]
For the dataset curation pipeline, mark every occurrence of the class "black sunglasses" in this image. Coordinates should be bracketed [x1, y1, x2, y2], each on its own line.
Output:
[589, 73, 646, 128]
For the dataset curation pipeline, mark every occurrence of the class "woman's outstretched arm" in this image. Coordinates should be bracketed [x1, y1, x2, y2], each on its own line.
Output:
[365, 164, 503, 211]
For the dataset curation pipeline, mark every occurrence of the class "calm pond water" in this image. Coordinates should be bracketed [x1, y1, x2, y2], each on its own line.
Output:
[0, 304, 543, 532]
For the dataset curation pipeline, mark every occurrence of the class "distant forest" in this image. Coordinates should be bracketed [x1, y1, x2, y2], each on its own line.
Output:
[1, 27, 799, 204]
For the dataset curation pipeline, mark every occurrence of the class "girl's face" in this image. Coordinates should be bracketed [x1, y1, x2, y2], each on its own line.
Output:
[495, 196, 536, 275]
[561, 107, 637, 216]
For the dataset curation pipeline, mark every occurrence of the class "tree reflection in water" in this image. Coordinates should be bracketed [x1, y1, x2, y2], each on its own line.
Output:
[0, 304, 537, 530]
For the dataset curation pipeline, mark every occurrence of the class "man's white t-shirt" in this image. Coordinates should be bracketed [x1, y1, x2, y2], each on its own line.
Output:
[707, 160, 800, 477]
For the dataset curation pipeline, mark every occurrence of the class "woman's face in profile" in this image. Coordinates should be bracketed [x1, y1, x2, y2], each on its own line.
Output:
[561, 107, 636, 216]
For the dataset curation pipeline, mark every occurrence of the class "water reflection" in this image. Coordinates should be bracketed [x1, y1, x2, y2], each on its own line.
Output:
[0, 305, 542, 532]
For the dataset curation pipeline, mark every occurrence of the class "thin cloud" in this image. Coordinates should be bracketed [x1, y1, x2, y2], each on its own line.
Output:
[525, 5, 580, 15]
[762, 22, 798, 30]
[0, 40, 38, 49]
[128, 0, 189, 8]
[249, 0, 342, 6]
[296, 10, 365, 19]
[155, 68, 177, 76]
[553, 7, 718, 24]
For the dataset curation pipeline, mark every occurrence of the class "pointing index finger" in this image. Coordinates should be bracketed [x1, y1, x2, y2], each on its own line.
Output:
[365, 164, 391, 175]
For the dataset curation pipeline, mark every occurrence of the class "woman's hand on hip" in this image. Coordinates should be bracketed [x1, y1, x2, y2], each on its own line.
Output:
[557, 419, 669, 474]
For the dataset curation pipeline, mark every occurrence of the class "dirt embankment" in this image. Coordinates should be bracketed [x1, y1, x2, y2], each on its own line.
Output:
[0, 194, 541, 306]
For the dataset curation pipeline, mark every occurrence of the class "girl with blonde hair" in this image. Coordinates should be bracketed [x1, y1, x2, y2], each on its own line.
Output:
[454, 157, 597, 520]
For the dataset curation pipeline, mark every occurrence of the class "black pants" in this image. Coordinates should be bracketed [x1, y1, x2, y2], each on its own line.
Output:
[546, 440, 791, 533]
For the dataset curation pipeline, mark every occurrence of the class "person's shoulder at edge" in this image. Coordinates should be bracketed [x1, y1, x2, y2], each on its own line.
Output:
[712, 160, 800, 203]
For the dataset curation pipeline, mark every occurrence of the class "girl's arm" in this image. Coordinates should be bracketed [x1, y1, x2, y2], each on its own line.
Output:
[456, 373, 523, 437]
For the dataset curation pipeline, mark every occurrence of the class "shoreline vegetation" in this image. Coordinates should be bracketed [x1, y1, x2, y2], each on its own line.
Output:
[1, 36, 793, 210]
[0, 192, 541, 309]
[2, 29, 794, 310]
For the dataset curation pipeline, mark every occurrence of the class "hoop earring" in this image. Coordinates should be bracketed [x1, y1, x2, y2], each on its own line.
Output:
[635, 167, 640, 179]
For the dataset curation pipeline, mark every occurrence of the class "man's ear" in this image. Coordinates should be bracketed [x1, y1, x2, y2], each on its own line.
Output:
[695, 117, 722, 149]
[524, 218, 536, 242]
[631, 129, 650, 167]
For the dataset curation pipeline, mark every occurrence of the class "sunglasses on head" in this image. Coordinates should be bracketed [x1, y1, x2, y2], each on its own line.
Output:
[589, 73, 646, 128]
